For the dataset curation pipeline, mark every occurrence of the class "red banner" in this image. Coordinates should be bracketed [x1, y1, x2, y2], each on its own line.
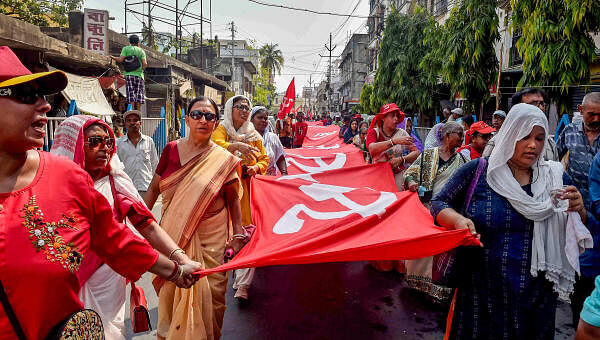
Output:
[278, 78, 295, 119]
[301, 125, 342, 147]
[285, 144, 365, 175]
[196, 163, 479, 277]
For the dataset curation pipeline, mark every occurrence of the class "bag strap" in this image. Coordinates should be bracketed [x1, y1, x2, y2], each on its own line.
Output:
[463, 157, 487, 213]
[0, 281, 27, 340]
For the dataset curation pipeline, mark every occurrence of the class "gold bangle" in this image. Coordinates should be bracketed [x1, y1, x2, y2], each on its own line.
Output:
[168, 248, 185, 261]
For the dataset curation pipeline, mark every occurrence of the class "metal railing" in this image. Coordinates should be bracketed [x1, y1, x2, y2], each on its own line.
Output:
[43, 117, 68, 151]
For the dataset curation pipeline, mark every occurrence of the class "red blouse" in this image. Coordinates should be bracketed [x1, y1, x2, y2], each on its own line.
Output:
[0, 152, 159, 340]
[155, 141, 182, 179]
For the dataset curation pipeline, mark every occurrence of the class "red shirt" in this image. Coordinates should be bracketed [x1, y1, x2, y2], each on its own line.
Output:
[457, 144, 481, 159]
[0, 152, 158, 340]
[292, 121, 308, 146]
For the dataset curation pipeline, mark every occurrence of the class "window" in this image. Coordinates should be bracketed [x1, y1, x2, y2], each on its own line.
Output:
[434, 0, 448, 16]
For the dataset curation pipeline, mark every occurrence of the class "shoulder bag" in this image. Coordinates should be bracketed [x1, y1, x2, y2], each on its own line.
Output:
[0, 280, 104, 340]
[109, 176, 152, 333]
[122, 47, 141, 72]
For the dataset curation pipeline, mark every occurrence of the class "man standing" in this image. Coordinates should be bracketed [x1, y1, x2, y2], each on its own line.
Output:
[557, 92, 600, 327]
[292, 112, 308, 148]
[492, 110, 506, 130]
[483, 88, 558, 160]
[116, 110, 159, 196]
[110, 35, 147, 111]
[447, 107, 463, 122]
[276, 113, 292, 148]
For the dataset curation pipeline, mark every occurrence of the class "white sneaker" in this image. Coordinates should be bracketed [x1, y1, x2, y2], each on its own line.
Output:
[234, 286, 249, 300]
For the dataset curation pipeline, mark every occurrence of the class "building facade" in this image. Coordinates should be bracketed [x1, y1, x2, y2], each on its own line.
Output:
[338, 34, 368, 111]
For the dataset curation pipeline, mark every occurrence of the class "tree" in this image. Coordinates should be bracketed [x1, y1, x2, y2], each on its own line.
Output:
[253, 66, 276, 108]
[421, 0, 499, 117]
[512, 0, 600, 114]
[359, 83, 375, 114]
[370, 7, 438, 118]
[1, 0, 83, 27]
[259, 43, 284, 83]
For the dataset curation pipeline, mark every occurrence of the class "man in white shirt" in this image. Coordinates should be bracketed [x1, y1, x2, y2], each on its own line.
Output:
[116, 110, 159, 195]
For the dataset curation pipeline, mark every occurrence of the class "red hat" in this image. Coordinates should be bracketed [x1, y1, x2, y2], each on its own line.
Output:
[0, 46, 67, 94]
[465, 121, 495, 145]
[353, 114, 362, 120]
[469, 121, 495, 135]
[369, 103, 405, 129]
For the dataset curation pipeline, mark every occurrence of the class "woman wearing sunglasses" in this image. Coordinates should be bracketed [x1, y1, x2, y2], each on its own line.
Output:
[51, 115, 201, 339]
[0, 46, 201, 340]
[211, 95, 269, 301]
[144, 96, 246, 340]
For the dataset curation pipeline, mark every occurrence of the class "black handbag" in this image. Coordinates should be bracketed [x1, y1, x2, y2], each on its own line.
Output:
[0, 280, 104, 340]
[122, 47, 141, 72]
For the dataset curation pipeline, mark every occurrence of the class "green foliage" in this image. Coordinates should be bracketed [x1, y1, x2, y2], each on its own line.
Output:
[371, 7, 438, 117]
[0, 0, 83, 27]
[512, 0, 600, 114]
[253, 66, 276, 108]
[421, 0, 499, 114]
[359, 83, 375, 114]
[259, 43, 284, 82]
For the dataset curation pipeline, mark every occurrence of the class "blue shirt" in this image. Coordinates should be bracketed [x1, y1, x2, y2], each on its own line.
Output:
[581, 275, 600, 327]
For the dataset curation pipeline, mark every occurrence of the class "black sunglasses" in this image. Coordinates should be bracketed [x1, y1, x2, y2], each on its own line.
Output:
[188, 110, 217, 121]
[0, 84, 46, 105]
[86, 136, 115, 149]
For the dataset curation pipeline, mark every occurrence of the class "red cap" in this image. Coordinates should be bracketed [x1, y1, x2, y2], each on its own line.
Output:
[0, 46, 67, 94]
[369, 103, 405, 129]
[353, 114, 362, 120]
[469, 121, 495, 135]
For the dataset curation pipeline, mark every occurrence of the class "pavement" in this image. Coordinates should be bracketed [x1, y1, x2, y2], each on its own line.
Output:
[122, 198, 576, 340]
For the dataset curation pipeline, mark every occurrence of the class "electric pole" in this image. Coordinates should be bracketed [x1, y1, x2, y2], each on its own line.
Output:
[320, 33, 336, 113]
[307, 74, 314, 112]
[229, 21, 236, 91]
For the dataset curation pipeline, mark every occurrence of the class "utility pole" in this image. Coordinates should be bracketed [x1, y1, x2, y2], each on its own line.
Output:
[230, 21, 236, 91]
[175, 0, 179, 59]
[200, 0, 203, 69]
[319, 33, 336, 113]
[307, 74, 314, 111]
[147, 0, 153, 48]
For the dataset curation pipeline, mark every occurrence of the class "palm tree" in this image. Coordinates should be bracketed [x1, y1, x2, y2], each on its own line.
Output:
[259, 43, 284, 84]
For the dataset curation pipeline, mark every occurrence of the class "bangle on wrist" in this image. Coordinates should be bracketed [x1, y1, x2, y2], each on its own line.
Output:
[167, 261, 179, 282]
[389, 140, 394, 148]
[168, 248, 185, 261]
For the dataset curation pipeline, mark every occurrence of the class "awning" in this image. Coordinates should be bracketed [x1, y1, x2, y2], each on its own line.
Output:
[53, 68, 116, 116]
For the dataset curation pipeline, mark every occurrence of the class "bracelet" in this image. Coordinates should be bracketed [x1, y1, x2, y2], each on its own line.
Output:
[399, 156, 405, 166]
[176, 265, 184, 281]
[168, 248, 185, 261]
[231, 233, 247, 239]
[167, 261, 179, 282]
[389, 140, 394, 148]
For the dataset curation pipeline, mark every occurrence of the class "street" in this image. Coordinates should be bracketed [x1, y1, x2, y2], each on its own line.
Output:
[125, 262, 575, 340]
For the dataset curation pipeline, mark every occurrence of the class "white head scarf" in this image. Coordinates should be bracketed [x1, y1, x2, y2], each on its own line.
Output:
[222, 95, 261, 142]
[424, 123, 444, 149]
[487, 103, 588, 300]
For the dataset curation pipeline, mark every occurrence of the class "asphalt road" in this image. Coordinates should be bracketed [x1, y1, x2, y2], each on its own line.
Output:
[123, 198, 576, 340]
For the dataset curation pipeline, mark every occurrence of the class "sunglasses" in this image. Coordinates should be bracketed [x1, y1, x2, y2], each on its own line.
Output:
[188, 110, 217, 121]
[527, 100, 546, 108]
[233, 104, 251, 112]
[0, 84, 46, 105]
[85, 136, 115, 149]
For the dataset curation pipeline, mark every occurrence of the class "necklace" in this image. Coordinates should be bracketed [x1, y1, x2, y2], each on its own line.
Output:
[381, 128, 395, 139]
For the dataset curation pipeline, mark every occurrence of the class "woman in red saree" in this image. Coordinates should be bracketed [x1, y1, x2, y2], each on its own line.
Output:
[145, 96, 246, 340]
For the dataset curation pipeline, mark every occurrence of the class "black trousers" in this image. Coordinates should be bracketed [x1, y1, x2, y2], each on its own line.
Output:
[570, 274, 597, 327]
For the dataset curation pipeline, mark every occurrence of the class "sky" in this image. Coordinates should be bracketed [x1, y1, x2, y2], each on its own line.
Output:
[83, 0, 370, 94]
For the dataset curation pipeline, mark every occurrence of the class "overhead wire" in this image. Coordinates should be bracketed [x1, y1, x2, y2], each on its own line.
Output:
[247, 0, 375, 19]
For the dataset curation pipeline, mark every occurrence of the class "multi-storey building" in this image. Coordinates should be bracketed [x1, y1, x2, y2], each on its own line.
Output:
[338, 34, 369, 111]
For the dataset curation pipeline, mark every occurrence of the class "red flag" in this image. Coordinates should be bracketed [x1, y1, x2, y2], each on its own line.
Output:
[302, 125, 342, 147]
[196, 163, 479, 277]
[278, 78, 295, 119]
[285, 143, 365, 175]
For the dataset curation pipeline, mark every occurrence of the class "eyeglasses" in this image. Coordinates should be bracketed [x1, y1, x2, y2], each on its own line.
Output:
[85, 136, 115, 149]
[0, 84, 46, 105]
[527, 100, 546, 109]
[233, 104, 250, 112]
[188, 110, 217, 121]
